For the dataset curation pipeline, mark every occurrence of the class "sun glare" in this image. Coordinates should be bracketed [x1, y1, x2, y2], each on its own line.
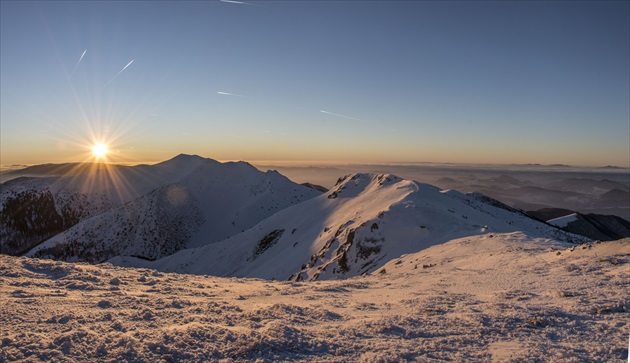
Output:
[92, 143, 108, 159]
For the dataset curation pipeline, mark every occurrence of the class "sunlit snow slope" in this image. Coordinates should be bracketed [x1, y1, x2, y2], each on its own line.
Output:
[1, 236, 627, 362]
[113, 173, 584, 280]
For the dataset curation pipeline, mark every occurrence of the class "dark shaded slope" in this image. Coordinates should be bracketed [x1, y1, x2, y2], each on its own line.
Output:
[528, 208, 630, 241]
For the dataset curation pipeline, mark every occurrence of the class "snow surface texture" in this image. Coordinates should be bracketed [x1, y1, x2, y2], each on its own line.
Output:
[1, 235, 627, 362]
[113, 173, 584, 280]
[0, 155, 321, 262]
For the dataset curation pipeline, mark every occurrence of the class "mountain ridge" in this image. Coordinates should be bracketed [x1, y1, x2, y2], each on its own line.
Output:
[529, 208, 630, 241]
[1, 155, 321, 259]
[112, 172, 584, 280]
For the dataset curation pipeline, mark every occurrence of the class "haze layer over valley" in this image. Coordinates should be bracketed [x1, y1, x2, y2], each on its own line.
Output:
[254, 162, 630, 221]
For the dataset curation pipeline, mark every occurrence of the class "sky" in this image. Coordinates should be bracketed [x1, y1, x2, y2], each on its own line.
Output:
[1, 1, 629, 167]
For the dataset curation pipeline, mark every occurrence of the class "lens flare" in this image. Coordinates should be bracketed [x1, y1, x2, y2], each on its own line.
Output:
[92, 143, 108, 159]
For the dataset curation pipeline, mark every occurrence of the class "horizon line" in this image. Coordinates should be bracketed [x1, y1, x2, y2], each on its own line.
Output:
[1, 155, 628, 172]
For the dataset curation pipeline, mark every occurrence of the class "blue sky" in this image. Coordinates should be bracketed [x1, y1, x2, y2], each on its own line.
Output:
[1, 1, 628, 166]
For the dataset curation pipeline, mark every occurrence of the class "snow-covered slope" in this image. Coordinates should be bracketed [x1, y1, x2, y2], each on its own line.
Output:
[26, 183, 205, 262]
[1, 236, 627, 362]
[0, 154, 320, 260]
[25, 157, 321, 262]
[0, 155, 213, 255]
[114, 173, 583, 280]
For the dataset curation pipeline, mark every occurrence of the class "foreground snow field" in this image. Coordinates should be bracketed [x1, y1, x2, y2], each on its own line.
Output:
[1, 234, 628, 362]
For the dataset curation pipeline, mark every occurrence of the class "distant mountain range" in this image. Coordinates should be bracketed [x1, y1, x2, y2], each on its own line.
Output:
[4, 154, 626, 281]
[434, 174, 630, 221]
[1, 155, 320, 259]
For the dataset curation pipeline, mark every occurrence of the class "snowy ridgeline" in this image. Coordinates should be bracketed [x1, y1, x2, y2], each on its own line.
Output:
[111, 173, 585, 280]
[1, 234, 628, 362]
[1, 155, 321, 260]
[2, 155, 587, 281]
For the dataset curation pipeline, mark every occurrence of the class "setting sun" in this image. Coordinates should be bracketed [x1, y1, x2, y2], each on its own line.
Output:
[92, 143, 108, 158]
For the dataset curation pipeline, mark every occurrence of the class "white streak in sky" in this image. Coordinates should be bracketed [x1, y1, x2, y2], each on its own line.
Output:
[70, 49, 87, 77]
[320, 110, 363, 122]
[103, 60, 134, 88]
[217, 91, 249, 99]
[219, 0, 258, 6]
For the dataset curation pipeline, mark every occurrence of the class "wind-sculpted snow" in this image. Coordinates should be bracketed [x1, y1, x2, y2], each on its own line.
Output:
[1, 235, 627, 362]
[121, 173, 585, 280]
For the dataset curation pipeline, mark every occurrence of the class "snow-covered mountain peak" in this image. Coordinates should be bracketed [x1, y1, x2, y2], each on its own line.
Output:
[152, 154, 219, 175]
[115, 173, 583, 281]
[163, 153, 208, 163]
[4, 155, 322, 260]
[327, 173, 408, 200]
